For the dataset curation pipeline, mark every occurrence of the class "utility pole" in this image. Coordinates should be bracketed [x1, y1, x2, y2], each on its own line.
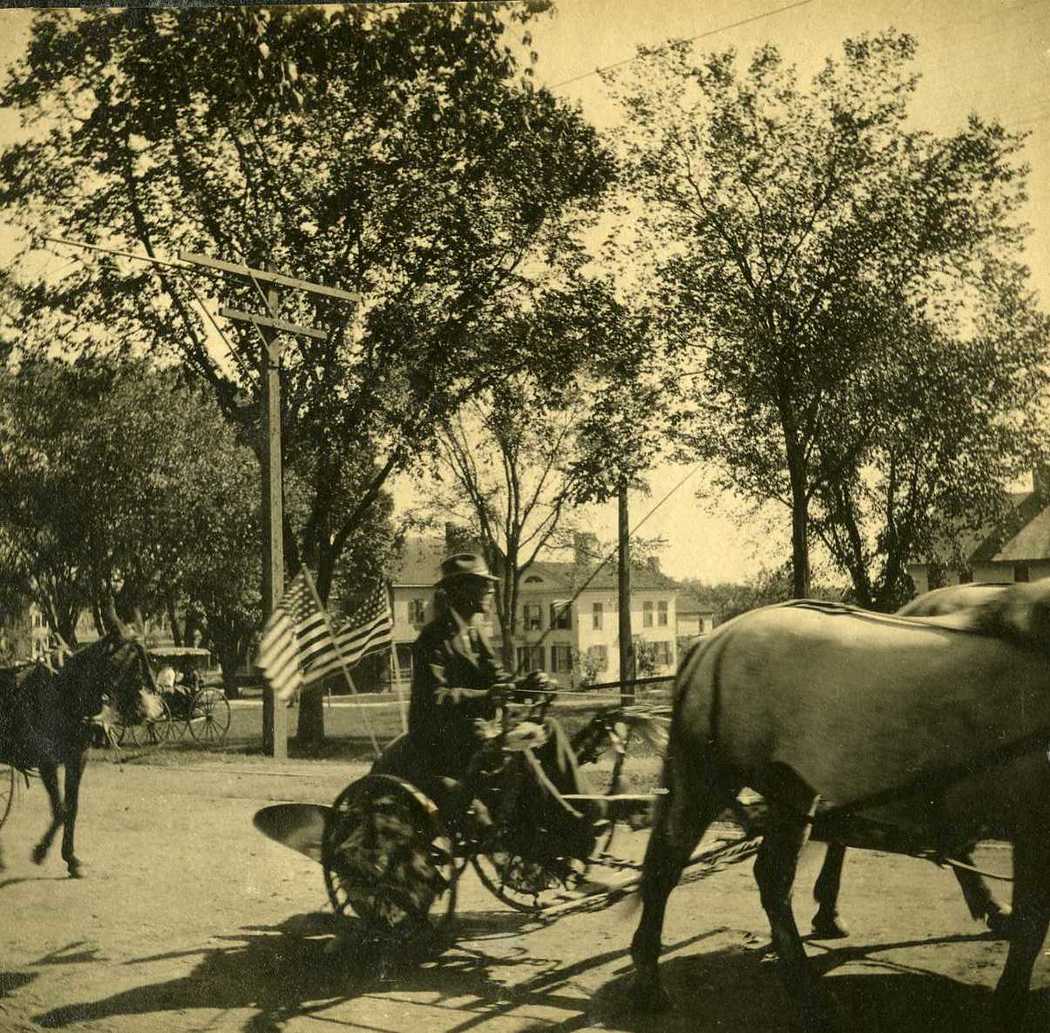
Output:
[617, 477, 635, 706]
[179, 252, 359, 758]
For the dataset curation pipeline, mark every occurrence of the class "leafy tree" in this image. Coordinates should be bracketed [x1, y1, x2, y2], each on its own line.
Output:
[423, 373, 597, 666]
[604, 30, 1041, 598]
[0, 4, 615, 609]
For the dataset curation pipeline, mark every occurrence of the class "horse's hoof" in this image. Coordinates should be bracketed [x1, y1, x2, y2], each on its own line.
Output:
[985, 907, 1013, 938]
[66, 860, 86, 879]
[810, 912, 849, 939]
[31, 844, 48, 866]
[628, 975, 672, 1013]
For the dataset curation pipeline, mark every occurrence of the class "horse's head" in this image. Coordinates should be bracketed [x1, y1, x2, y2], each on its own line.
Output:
[63, 609, 164, 726]
[975, 579, 1050, 654]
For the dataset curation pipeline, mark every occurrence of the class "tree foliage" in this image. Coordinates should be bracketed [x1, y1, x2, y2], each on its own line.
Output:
[604, 30, 1047, 599]
[0, 3, 616, 603]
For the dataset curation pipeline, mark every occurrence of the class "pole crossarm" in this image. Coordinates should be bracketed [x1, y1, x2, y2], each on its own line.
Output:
[218, 306, 328, 342]
[179, 251, 362, 303]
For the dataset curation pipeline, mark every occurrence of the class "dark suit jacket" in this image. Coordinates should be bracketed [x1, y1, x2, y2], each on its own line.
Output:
[408, 610, 509, 778]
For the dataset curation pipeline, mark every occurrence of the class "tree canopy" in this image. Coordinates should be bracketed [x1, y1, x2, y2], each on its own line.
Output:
[1, 3, 616, 600]
[604, 30, 1048, 599]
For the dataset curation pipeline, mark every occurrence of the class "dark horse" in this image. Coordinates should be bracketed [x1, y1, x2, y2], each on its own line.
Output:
[0, 613, 162, 877]
[810, 582, 1013, 940]
[630, 581, 1050, 1031]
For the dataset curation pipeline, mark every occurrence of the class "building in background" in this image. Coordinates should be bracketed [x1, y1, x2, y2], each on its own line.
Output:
[908, 470, 1050, 593]
[388, 532, 693, 692]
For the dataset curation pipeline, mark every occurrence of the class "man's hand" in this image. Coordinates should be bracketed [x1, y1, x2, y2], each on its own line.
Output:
[518, 670, 557, 701]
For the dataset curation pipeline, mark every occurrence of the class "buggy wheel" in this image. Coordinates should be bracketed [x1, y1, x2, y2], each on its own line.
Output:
[111, 715, 138, 747]
[0, 764, 14, 830]
[187, 689, 231, 745]
[322, 775, 457, 939]
[141, 696, 175, 746]
[472, 846, 590, 913]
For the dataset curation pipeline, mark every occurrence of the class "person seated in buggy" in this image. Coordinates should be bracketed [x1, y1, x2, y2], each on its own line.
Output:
[374, 553, 604, 863]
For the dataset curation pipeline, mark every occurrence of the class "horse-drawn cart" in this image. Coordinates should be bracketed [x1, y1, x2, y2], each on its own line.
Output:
[255, 695, 675, 942]
[110, 646, 231, 747]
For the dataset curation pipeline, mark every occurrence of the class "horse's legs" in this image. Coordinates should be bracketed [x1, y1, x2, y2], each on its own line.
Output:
[952, 853, 1012, 935]
[811, 843, 849, 939]
[630, 754, 733, 1012]
[753, 770, 833, 1031]
[31, 763, 65, 866]
[992, 834, 1050, 1029]
[60, 750, 88, 877]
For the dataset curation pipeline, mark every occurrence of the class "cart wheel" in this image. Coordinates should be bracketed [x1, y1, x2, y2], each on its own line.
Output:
[472, 841, 590, 913]
[187, 688, 231, 745]
[322, 775, 457, 939]
[111, 713, 138, 747]
[0, 764, 15, 830]
[141, 696, 175, 746]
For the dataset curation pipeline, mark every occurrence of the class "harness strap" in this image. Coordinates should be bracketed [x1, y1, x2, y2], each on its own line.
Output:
[819, 720, 1050, 823]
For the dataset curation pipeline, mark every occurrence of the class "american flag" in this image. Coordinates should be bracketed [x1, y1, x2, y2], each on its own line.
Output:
[302, 584, 394, 687]
[256, 569, 332, 702]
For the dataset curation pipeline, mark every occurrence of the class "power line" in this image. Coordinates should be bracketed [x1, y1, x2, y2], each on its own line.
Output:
[549, 0, 816, 90]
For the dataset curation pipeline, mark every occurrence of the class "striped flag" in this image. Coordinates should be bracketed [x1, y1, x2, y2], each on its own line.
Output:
[302, 585, 393, 687]
[256, 569, 333, 702]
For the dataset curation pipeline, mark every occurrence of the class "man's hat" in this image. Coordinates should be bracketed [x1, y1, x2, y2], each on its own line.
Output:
[436, 553, 499, 587]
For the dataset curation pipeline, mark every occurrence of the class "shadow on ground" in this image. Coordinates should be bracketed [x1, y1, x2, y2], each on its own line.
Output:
[570, 931, 1050, 1033]
[29, 910, 583, 1033]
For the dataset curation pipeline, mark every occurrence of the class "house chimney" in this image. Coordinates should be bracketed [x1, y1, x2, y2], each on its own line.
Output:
[645, 555, 661, 575]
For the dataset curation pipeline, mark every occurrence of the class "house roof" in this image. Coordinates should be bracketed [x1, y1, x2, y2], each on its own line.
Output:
[391, 537, 446, 586]
[992, 502, 1050, 561]
[390, 537, 680, 595]
[968, 491, 1049, 564]
[675, 591, 717, 615]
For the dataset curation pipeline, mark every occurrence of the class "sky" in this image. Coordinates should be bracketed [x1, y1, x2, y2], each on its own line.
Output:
[1, 1, 1049, 584]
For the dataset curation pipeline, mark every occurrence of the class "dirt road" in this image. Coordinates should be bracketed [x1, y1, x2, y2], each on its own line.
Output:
[0, 756, 1044, 1033]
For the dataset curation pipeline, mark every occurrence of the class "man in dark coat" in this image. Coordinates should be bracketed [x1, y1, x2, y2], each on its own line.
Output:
[405, 553, 598, 858]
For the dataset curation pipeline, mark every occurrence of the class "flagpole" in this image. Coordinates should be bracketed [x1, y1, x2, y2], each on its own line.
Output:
[300, 568, 382, 759]
[386, 581, 408, 734]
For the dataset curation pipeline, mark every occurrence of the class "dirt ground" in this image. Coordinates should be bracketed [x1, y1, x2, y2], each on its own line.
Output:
[0, 752, 1046, 1033]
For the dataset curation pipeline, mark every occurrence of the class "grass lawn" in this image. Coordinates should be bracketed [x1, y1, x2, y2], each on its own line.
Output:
[98, 689, 669, 796]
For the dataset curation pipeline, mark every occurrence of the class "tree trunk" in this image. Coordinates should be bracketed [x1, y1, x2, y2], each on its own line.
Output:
[296, 690, 325, 745]
[787, 458, 811, 599]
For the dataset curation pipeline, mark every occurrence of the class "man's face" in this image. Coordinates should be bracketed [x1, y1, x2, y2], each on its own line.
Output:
[458, 577, 495, 617]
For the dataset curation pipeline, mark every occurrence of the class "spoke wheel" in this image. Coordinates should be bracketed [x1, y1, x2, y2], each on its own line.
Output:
[322, 775, 457, 939]
[140, 696, 174, 746]
[0, 764, 15, 830]
[187, 689, 231, 745]
[111, 714, 138, 747]
[471, 829, 591, 913]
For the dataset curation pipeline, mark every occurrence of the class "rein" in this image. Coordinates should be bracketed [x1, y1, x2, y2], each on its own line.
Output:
[817, 719, 1050, 826]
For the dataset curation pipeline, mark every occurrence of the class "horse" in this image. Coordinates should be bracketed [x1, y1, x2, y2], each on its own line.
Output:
[0, 613, 163, 877]
[810, 582, 1014, 940]
[629, 580, 1050, 1031]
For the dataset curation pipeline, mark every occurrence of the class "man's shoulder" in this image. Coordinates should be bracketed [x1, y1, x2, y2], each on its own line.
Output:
[414, 614, 456, 648]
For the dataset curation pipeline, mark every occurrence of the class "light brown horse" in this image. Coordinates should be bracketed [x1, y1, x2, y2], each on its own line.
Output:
[811, 582, 1013, 940]
[630, 580, 1050, 1030]
[0, 612, 162, 877]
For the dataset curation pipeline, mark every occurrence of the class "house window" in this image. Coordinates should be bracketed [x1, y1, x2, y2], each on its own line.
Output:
[550, 644, 573, 673]
[550, 602, 571, 630]
[653, 641, 673, 668]
[516, 644, 545, 672]
[1014, 564, 1030, 583]
[657, 600, 669, 627]
[592, 602, 603, 630]
[587, 644, 609, 672]
[408, 598, 426, 626]
[394, 643, 414, 682]
[523, 603, 543, 631]
[642, 601, 654, 628]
